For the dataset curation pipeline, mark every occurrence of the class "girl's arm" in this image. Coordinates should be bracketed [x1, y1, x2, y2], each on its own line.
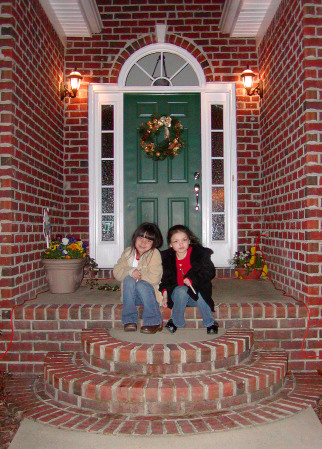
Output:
[113, 249, 134, 281]
[161, 290, 168, 308]
[159, 250, 177, 293]
[139, 249, 163, 287]
[186, 248, 216, 286]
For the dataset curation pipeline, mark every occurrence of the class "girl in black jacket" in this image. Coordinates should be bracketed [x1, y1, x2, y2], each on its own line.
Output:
[160, 225, 218, 334]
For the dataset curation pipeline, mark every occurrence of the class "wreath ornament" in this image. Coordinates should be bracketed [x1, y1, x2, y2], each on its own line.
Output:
[139, 115, 184, 161]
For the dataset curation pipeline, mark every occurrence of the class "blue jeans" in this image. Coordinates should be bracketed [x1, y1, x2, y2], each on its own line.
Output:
[170, 285, 214, 328]
[122, 276, 162, 326]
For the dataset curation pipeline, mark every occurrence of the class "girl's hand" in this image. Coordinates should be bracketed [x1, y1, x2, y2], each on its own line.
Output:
[162, 297, 168, 308]
[131, 269, 141, 280]
[162, 291, 168, 308]
[183, 278, 192, 288]
[184, 277, 197, 295]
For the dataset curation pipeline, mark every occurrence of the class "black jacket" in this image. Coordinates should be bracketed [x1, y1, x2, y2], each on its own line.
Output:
[159, 245, 216, 311]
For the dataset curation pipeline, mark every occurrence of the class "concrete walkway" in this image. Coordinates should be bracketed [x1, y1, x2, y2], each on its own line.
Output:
[9, 407, 322, 449]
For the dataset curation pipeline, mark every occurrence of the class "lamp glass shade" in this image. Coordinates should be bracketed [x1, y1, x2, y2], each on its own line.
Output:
[68, 70, 82, 92]
[241, 68, 255, 89]
[243, 74, 253, 89]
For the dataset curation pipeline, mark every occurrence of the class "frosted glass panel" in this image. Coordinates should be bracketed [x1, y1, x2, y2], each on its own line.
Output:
[102, 133, 114, 158]
[211, 105, 223, 130]
[212, 187, 224, 213]
[212, 214, 225, 240]
[102, 160, 114, 186]
[102, 188, 114, 213]
[102, 105, 114, 130]
[212, 160, 224, 184]
[102, 217, 114, 241]
[211, 132, 223, 157]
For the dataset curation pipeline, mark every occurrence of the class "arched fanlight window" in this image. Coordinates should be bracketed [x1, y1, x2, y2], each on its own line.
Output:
[125, 51, 199, 87]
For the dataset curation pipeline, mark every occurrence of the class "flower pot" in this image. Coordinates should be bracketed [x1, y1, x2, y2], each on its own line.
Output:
[235, 268, 262, 280]
[42, 259, 86, 294]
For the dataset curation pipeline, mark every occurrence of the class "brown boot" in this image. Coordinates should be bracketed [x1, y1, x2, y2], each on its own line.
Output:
[140, 323, 163, 334]
[124, 323, 137, 332]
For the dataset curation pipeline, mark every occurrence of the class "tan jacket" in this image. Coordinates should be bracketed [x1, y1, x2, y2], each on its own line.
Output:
[113, 247, 163, 304]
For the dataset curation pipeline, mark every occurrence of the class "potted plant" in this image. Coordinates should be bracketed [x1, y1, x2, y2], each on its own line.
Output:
[230, 246, 268, 280]
[42, 236, 94, 294]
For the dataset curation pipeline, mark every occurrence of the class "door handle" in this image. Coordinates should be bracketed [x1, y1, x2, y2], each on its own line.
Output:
[194, 183, 200, 211]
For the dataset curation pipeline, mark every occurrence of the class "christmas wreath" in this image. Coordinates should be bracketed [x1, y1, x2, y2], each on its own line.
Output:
[139, 114, 184, 161]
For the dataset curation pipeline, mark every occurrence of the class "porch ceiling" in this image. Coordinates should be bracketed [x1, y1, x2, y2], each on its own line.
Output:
[38, 0, 103, 46]
[219, 0, 283, 45]
[40, 0, 281, 47]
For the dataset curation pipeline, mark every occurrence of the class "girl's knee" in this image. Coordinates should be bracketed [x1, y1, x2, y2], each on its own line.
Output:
[136, 279, 153, 294]
[124, 275, 135, 286]
[172, 286, 188, 302]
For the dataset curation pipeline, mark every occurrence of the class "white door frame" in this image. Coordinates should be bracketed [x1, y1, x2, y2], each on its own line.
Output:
[88, 44, 237, 268]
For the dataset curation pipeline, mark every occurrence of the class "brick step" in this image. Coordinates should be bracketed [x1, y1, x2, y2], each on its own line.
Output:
[81, 328, 254, 374]
[6, 373, 322, 436]
[44, 350, 288, 416]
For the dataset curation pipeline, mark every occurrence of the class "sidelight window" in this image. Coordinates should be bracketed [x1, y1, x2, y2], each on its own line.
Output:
[101, 105, 115, 241]
[211, 105, 225, 241]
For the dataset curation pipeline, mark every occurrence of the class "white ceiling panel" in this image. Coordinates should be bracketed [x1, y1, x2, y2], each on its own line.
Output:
[220, 0, 283, 45]
[39, 0, 102, 45]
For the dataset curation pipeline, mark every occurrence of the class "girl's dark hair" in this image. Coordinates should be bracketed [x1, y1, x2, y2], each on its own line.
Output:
[167, 225, 201, 247]
[131, 222, 163, 250]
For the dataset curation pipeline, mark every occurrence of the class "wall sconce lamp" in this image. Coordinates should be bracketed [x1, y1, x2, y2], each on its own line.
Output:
[60, 68, 82, 100]
[241, 66, 263, 99]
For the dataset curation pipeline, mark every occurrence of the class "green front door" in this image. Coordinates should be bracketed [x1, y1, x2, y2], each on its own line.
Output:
[124, 94, 201, 248]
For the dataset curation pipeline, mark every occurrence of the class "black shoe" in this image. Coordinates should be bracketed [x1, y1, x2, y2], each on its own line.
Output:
[165, 319, 177, 334]
[207, 322, 219, 335]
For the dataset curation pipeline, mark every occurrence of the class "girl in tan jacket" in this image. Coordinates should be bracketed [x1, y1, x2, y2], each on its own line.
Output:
[113, 223, 163, 334]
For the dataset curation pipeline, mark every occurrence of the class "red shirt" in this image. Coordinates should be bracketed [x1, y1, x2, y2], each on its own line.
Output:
[176, 247, 192, 285]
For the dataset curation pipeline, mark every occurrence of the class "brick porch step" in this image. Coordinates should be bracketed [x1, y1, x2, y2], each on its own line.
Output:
[44, 350, 287, 415]
[81, 328, 254, 374]
[6, 372, 322, 436]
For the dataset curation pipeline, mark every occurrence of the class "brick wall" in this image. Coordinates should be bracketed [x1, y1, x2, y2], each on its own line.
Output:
[258, 0, 321, 372]
[0, 0, 65, 306]
[64, 0, 262, 248]
[258, 0, 321, 309]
